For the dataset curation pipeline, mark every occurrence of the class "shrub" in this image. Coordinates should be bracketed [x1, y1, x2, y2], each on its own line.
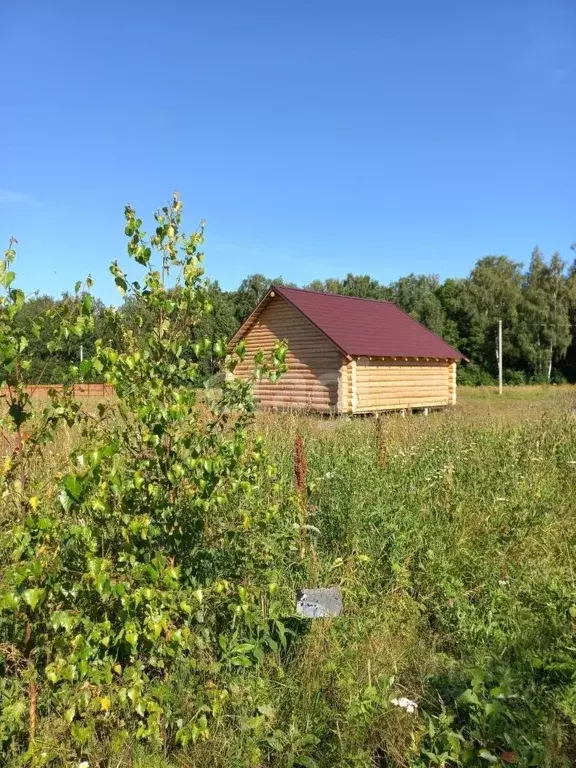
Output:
[0, 197, 297, 765]
[530, 372, 551, 384]
[457, 362, 496, 386]
[551, 369, 568, 385]
[504, 369, 527, 386]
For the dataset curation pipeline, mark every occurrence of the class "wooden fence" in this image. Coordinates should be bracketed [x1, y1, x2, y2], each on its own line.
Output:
[0, 383, 115, 398]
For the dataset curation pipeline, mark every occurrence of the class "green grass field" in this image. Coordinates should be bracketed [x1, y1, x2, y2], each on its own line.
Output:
[3, 385, 576, 766]
[458, 383, 575, 402]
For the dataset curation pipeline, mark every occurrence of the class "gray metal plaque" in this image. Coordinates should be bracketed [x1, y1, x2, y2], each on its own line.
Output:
[296, 587, 343, 618]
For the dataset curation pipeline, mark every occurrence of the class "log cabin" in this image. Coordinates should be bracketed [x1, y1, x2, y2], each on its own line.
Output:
[229, 285, 465, 414]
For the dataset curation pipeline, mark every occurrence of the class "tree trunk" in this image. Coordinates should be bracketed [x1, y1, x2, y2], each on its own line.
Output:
[547, 343, 553, 381]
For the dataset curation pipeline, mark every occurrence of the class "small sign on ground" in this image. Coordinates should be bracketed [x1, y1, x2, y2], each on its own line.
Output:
[296, 587, 343, 618]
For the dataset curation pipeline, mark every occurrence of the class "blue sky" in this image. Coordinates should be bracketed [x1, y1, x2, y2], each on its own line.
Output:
[1, 0, 574, 303]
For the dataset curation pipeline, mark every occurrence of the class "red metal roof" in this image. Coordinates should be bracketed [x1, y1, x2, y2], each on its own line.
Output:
[273, 285, 464, 360]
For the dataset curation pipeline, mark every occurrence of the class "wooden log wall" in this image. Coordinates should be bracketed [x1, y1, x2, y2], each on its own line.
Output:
[448, 361, 457, 405]
[352, 357, 453, 412]
[233, 295, 341, 411]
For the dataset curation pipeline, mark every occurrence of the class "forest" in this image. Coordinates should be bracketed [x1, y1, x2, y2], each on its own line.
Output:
[15, 244, 576, 385]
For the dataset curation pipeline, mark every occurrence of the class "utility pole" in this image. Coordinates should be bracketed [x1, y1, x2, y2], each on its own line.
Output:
[498, 319, 503, 395]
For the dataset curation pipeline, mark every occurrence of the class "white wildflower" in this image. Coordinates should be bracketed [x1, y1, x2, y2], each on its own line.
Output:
[78, 762, 90, 768]
[499, 579, 509, 587]
[391, 696, 418, 714]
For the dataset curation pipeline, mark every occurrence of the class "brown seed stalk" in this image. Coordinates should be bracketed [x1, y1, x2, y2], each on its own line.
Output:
[376, 416, 387, 469]
[294, 433, 308, 497]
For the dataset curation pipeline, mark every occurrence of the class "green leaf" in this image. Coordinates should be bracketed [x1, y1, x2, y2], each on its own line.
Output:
[64, 705, 76, 723]
[59, 489, 71, 512]
[0, 591, 19, 611]
[232, 643, 255, 653]
[114, 276, 127, 295]
[63, 474, 83, 500]
[82, 293, 93, 314]
[23, 588, 45, 610]
[10, 289, 25, 308]
[0, 270, 16, 288]
[8, 401, 30, 428]
[479, 750, 498, 763]
[458, 688, 480, 707]
[51, 610, 76, 631]
[134, 246, 152, 266]
[297, 758, 319, 768]
[266, 736, 284, 752]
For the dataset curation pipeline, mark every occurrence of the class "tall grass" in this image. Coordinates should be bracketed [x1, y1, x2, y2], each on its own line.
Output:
[4, 387, 576, 765]
[251, 392, 576, 765]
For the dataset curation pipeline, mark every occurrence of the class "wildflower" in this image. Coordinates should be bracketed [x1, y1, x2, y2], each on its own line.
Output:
[499, 579, 509, 587]
[391, 696, 418, 714]
[78, 762, 90, 768]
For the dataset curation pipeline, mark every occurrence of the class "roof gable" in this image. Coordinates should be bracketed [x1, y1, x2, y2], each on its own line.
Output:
[231, 285, 465, 360]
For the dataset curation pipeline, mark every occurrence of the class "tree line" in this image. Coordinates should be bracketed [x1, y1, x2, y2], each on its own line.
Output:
[14, 245, 576, 385]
